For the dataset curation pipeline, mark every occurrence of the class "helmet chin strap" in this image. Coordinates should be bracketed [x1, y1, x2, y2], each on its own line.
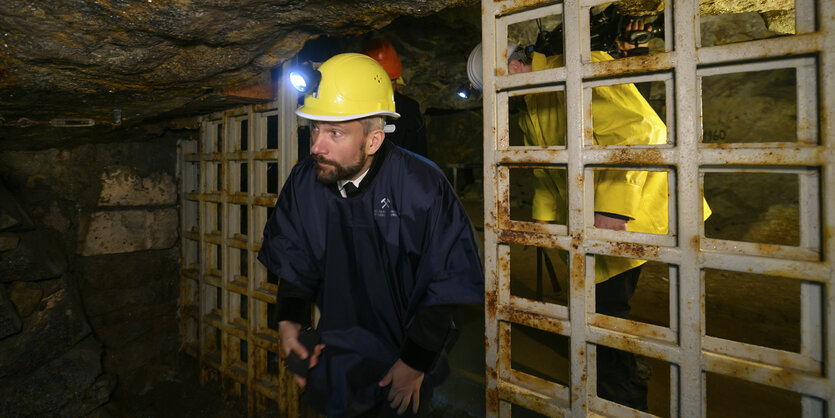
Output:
[383, 122, 396, 133]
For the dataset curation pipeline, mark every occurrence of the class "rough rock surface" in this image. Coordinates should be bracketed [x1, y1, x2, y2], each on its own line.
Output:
[0, 181, 33, 231]
[77, 208, 179, 256]
[0, 0, 474, 149]
[0, 285, 21, 339]
[0, 229, 67, 283]
[0, 336, 116, 417]
[699, 0, 794, 15]
[6, 281, 42, 318]
[0, 0, 795, 149]
[98, 166, 178, 207]
[0, 232, 18, 251]
[0, 135, 182, 417]
[700, 12, 780, 46]
[0, 286, 92, 378]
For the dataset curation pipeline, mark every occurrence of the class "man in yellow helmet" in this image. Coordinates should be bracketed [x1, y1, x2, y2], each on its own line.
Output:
[467, 39, 711, 411]
[258, 53, 483, 417]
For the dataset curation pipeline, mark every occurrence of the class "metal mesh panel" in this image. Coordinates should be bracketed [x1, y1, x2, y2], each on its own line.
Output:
[179, 64, 300, 415]
[481, 0, 833, 416]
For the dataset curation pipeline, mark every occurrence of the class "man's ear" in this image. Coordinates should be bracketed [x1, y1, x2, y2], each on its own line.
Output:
[508, 59, 523, 75]
[365, 129, 385, 155]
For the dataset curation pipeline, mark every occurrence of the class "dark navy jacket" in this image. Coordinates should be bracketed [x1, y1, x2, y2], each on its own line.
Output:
[257, 140, 483, 416]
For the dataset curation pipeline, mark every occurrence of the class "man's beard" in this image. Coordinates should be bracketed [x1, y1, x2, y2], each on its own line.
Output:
[313, 147, 367, 184]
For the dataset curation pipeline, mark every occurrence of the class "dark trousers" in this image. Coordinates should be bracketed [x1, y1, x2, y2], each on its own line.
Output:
[595, 266, 648, 411]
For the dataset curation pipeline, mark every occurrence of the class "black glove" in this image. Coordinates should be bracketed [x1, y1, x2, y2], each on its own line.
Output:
[286, 326, 321, 377]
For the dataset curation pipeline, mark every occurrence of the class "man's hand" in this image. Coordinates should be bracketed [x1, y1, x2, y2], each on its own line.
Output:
[279, 321, 324, 388]
[378, 359, 425, 415]
[616, 19, 651, 56]
[594, 213, 628, 230]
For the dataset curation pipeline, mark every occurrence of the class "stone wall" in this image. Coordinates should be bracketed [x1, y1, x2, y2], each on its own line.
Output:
[0, 131, 189, 416]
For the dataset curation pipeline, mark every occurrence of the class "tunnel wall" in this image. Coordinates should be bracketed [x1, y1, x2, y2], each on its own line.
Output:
[0, 130, 191, 416]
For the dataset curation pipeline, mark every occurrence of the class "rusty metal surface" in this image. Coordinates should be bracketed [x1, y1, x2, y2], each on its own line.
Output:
[481, 0, 834, 416]
[701, 336, 821, 374]
[588, 314, 678, 345]
[702, 238, 821, 263]
[585, 53, 675, 78]
[818, 0, 835, 415]
[697, 33, 822, 66]
[507, 295, 570, 321]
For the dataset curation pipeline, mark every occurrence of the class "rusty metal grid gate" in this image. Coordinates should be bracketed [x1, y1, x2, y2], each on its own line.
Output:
[481, 0, 834, 416]
[178, 63, 300, 416]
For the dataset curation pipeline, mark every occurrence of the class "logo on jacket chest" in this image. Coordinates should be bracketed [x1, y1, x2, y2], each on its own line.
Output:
[374, 197, 398, 218]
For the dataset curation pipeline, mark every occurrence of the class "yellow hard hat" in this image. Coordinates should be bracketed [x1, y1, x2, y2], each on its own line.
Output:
[296, 53, 400, 122]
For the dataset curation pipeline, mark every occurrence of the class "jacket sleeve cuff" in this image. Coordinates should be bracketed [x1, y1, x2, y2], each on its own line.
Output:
[399, 336, 438, 373]
[276, 297, 311, 325]
[276, 280, 313, 325]
[595, 211, 630, 221]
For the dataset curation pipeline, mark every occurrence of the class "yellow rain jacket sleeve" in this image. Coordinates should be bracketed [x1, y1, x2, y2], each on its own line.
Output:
[519, 51, 712, 283]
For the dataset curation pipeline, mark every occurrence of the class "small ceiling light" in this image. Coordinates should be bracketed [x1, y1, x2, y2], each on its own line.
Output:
[288, 61, 321, 94]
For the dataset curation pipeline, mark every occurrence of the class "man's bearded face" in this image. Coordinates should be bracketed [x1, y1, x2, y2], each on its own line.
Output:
[309, 120, 371, 184]
[313, 144, 367, 184]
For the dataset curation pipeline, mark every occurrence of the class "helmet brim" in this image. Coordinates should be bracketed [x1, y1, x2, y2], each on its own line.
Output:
[296, 108, 400, 121]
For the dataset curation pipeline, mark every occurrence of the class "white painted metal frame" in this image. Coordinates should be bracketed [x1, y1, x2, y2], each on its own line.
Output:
[482, 0, 834, 416]
[178, 62, 300, 416]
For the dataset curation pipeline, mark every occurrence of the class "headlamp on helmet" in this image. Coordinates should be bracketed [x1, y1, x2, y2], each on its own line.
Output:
[456, 83, 476, 99]
[288, 61, 321, 94]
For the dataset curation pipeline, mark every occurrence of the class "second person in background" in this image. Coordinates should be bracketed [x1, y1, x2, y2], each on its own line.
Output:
[363, 38, 429, 158]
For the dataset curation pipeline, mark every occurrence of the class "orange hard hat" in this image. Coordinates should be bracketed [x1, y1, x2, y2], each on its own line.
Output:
[362, 38, 402, 80]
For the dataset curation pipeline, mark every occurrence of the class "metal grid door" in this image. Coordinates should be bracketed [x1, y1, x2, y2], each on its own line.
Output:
[179, 63, 300, 415]
[480, 0, 834, 416]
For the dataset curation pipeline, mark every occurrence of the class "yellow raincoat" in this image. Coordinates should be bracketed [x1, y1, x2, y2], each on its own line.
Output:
[518, 51, 711, 283]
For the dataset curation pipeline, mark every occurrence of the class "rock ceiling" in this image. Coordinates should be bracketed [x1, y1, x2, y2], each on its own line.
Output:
[0, 0, 478, 149]
[0, 0, 793, 149]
